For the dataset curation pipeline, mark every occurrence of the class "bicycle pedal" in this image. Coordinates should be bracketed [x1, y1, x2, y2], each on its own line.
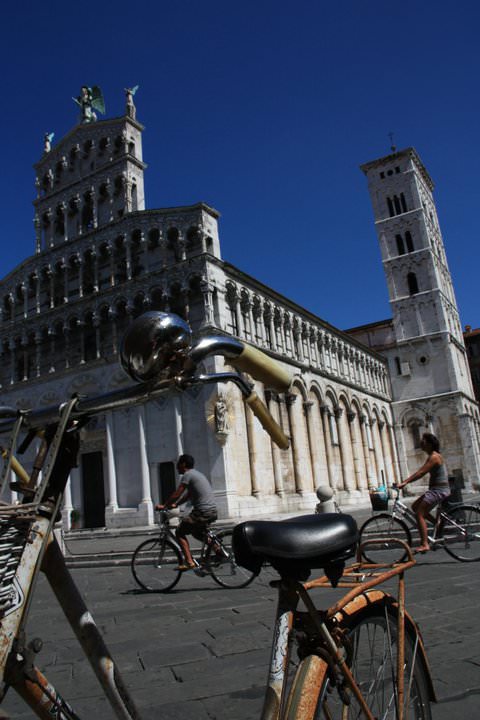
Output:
[193, 567, 208, 577]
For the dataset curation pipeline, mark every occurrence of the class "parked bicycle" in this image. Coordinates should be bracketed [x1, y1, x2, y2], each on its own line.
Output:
[0, 310, 436, 719]
[232, 516, 435, 719]
[131, 509, 256, 591]
[359, 483, 480, 564]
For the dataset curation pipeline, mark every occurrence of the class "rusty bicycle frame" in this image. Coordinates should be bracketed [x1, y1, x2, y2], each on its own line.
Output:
[258, 539, 434, 720]
[0, 312, 433, 719]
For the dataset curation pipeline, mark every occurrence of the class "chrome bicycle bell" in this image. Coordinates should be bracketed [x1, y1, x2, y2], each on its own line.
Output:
[120, 311, 192, 382]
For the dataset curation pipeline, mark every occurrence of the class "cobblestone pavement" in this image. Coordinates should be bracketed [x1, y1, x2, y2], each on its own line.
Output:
[2, 545, 480, 718]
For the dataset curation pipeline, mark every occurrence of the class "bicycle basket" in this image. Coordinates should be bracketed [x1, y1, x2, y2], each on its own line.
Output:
[369, 490, 389, 511]
[0, 505, 37, 618]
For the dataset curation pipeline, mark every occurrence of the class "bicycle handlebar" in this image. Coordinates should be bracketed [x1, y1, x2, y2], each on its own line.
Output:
[0, 313, 292, 450]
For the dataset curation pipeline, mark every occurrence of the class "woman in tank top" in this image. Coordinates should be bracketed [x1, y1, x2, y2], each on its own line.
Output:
[398, 433, 450, 553]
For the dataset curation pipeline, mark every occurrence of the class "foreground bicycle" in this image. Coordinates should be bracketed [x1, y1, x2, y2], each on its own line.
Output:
[0, 310, 435, 719]
[131, 508, 256, 591]
[359, 484, 480, 564]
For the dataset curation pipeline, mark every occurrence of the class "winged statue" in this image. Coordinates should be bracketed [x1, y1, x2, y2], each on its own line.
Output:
[43, 132, 55, 153]
[72, 86, 106, 123]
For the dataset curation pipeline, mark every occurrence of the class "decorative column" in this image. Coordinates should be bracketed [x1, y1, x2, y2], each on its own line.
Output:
[34, 330, 42, 377]
[172, 394, 184, 459]
[137, 406, 154, 524]
[8, 338, 15, 385]
[62, 477, 74, 530]
[334, 406, 347, 491]
[285, 392, 307, 494]
[265, 391, 284, 496]
[76, 255, 84, 298]
[92, 250, 99, 293]
[125, 236, 132, 281]
[359, 414, 376, 489]
[304, 399, 321, 490]
[319, 403, 335, 490]
[60, 202, 68, 243]
[105, 412, 119, 517]
[139, 231, 148, 273]
[34, 214, 41, 254]
[377, 420, 391, 486]
[21, 335, 28, 381]
[347, 410, 366, 490]
[90, 186, 98, 229]
[108, 307, 118, 355]
[245, 395, 261, 497]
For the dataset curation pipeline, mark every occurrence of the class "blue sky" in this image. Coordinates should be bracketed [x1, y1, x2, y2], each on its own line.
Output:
[1, 1, 479, 330]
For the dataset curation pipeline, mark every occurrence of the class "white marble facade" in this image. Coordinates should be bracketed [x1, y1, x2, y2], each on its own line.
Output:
[3, 101, 470, 531]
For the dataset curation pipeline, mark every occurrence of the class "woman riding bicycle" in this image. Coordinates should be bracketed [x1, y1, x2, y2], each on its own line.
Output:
[398, 432, 450, 553]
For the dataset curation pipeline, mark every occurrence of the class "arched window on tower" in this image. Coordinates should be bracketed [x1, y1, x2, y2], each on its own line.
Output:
[405, 231, 414, 252]
[387, 197, 394, 217]
[407, 272, 419, 295]
[394, 195, 402, 214]
[395, 234, 405, 255]
[400, 193, 408, 212]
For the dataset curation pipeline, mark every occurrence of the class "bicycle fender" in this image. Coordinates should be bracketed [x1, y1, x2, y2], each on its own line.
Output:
[331, 589, 437, 703]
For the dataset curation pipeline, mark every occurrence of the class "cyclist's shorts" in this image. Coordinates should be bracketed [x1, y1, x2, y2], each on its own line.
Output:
[423, 487, 450, 507]
[177, 509, 217, 540]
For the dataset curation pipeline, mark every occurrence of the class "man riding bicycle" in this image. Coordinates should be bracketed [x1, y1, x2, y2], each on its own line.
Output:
[155, 454, 217, 570]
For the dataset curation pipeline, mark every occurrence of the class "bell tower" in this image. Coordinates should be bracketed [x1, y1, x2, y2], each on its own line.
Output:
[361, 147, 480, 487]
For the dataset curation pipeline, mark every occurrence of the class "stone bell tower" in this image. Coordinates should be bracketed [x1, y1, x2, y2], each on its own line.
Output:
[361, 147, 480, 488]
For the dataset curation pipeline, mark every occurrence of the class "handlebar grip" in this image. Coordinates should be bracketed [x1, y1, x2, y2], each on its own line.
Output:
[245, 392, 290, 449]
[229, 344, 292, 392]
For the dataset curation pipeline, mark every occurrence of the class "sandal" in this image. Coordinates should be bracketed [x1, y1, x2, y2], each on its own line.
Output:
[177, 561, 198, 571]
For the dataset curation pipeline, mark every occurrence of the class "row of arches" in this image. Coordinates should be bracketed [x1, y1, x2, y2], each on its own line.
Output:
[38, 131, 138, 197]
[1, 224, 214, 323]
[224, 281, 389, 397]
[0, 276, 209, 386]
[241, 378, 397, 499]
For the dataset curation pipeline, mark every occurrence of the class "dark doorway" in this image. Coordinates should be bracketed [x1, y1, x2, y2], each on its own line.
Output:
[81, 451, 106, 528]
[158, 462, 176, 503]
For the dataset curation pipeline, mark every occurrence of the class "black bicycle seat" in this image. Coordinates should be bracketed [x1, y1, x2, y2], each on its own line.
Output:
[233, 513, 358, 584]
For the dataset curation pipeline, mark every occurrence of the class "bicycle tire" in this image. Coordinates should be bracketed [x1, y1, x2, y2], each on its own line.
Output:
[442, 504, 480, 562]
[131, 538, 182, 592]
[284, 601, 432, 720]
[359, 513, 412, 564]
[206, 529, 257, 589]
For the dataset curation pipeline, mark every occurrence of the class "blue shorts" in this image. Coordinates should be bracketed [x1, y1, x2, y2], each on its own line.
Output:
[423, 487, 450, 507]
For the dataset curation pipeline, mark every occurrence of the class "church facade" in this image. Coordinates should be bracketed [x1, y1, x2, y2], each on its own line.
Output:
[0, 94, 476, 530]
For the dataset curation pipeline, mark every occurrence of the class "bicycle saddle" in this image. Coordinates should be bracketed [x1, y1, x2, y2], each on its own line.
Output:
[233, 513, 358, 585]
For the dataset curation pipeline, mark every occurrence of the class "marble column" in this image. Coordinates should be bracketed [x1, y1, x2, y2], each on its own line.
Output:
[137, 406, 154, 524]
[105, 412, 118, 515]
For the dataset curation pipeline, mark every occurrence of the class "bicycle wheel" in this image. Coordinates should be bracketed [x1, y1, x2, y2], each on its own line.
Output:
[442, 505, 480, 562]
[206, 529, 257, 589]
[359, 513, 412, 564]
[285, 602, 432, 720]
[131, 538, 182, 592]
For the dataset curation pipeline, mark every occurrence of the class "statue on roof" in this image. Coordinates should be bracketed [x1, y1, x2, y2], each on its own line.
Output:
[124, 85, 139, 119]
[73, 86, 106, 123]
[43, 132, 54, 153]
